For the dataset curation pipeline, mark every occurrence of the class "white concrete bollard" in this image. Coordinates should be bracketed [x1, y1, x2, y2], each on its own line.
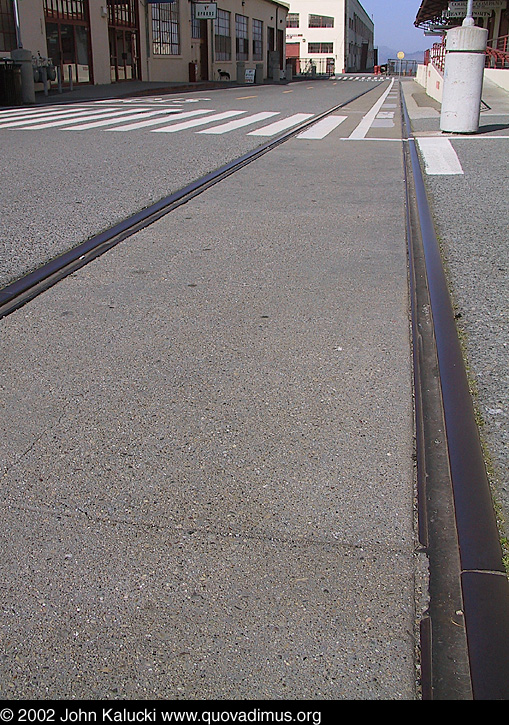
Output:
[440, 24, 488, 134]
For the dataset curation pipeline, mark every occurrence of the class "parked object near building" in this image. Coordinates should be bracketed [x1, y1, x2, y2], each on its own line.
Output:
[0, 0, 288, 92]
[285, 0, 374, 77]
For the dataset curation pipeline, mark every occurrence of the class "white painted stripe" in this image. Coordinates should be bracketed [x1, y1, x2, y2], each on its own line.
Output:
[0, 104, 91, 119]
[431, 135, 509, 140]
[296, 115, 347, 139]
[0, 106, 70, 120]
[197, 111, 279, 134]
[107, 108, 214, 131]
[62, 108, 178, 130]
[20, 108, 140, 130]
[349, 78, 395, 139]
[152, 110, 244, 133]
[0, 108, 99, 129]
[340, 137, 403, 142]
[416, 137, 464, 175]
[247, 113, 314, 136]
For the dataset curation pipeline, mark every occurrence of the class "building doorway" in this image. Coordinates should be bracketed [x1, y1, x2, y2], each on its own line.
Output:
[191, 10, 209, 81]
[44, 0, 92, 84]
[107, 0, 140, 82]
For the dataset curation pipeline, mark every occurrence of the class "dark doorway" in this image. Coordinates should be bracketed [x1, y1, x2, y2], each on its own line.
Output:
[44, 0, 92, 84]
[108, 0, 140, 82]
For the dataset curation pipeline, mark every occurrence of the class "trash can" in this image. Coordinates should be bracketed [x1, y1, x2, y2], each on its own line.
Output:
[0, 59, 23, 106]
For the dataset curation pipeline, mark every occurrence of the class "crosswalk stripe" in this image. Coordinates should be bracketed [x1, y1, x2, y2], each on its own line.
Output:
[247, 113, 314, 136]
[197, 111, 280, 134]
[62, 108, 181, 130]
[18, 108, 141, 130]
[0, 105, 89, 120]
[151, 110, 245, 133]
[296, 115, 347, 139]
[0, 108, 99, 129]
[416, 138, 464, 175]
[106, 108, 214, 131]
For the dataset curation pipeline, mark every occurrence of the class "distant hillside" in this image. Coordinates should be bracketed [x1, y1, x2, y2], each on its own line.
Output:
[377, 46, 426, 64]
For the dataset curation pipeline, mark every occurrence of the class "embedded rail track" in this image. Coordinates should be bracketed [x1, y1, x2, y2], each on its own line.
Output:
[401, 89, 509, 700]
[1, 80, 509, 699]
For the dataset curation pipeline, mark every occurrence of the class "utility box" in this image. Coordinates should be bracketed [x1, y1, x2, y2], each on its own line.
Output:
[268, 50, 280, 82]
[440, 24, 488, 133]
[189, 62, 198, 82]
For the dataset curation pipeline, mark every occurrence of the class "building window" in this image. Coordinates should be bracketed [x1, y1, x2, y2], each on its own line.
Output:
[308, 15, 334, 28]
[191, 3, 200, 38]
[0, 0, 16, 52]
[307, 42, 333, 54]
[215, 9, 231, 61]
[152, 1, 180, 56]
[108, 0, 137, 27]
[252, 18, 263, 61]
[235, 14, 248, 61]
[44, 0, 87, 21]
[351, 13, 373, 42]
[287, 13, 299, 28]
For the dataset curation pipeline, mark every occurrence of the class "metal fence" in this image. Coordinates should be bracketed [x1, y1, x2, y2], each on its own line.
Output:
[286, 57, 336, 77]
[386, 59, 418, 77]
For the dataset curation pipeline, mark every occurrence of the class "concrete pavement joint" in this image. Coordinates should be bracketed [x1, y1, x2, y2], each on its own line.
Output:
[0, 498, 411, 556]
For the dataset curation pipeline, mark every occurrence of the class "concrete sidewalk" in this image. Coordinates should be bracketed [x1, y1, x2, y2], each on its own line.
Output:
[0, 83, 425, 699]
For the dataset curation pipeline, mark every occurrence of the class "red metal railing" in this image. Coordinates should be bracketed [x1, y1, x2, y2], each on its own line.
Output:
[486, 34, 509, 68]
[424, 34, 509, 72]
[424, 38, 446, 74]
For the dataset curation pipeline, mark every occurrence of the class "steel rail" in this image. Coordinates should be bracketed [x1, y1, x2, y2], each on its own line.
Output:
[401, 87, 509, 699]
[0, 82, 382, 320]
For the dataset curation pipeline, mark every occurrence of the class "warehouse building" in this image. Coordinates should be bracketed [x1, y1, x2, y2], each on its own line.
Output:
[0, 0, 289, 88]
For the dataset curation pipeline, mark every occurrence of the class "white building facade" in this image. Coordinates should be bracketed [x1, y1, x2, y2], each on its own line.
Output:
[285, 0, 374, 75]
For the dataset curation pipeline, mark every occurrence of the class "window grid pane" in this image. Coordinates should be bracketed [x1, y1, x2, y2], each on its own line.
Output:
[307, 42, 333, 54]
[252, 18, 263, 61]
[152, 1, 180, 56]
[44, 0, 86, 21]
[0, 0, 16, 52]
[235, 13, 248, 61]
[308, 14, 334, 28]
[214, 9, 231, 62]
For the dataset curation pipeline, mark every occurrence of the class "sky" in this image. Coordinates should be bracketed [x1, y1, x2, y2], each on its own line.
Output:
[359, 0, 429, 53]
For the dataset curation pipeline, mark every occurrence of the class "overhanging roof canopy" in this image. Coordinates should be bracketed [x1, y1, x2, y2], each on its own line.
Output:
[415, 1, 449, 28]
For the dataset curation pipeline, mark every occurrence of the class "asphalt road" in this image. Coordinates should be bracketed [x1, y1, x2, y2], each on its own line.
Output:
[0, 79, 388, 288]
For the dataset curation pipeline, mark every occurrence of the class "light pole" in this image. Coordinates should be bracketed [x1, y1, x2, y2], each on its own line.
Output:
[464, 0, 475, 26]
[12, 0, 22, 48]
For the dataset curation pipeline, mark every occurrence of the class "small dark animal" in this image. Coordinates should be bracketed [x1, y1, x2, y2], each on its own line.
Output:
[218, 69, 230, 80]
